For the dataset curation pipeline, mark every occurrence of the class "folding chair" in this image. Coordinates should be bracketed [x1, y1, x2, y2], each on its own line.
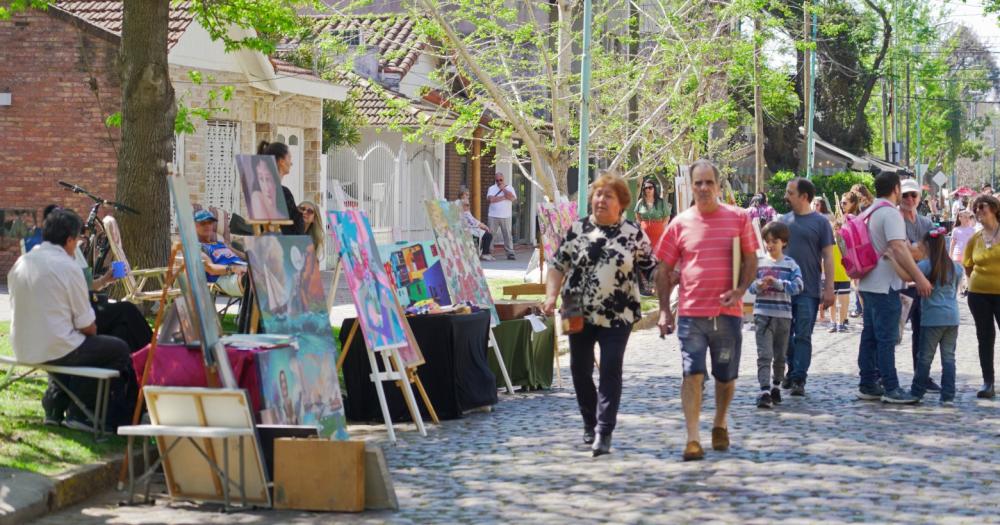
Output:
[102, 216, 182, 305]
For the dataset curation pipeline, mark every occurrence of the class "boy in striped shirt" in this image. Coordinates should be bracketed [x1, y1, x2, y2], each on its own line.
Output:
[749, 221, 803, 408]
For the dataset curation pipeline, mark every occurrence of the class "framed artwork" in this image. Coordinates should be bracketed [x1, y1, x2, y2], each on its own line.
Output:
[327, 210, 424, 367]
[377, 240, 451, 308]
[424, 200, 499, 326]
[245, 235, 349, 440]
[168, 173, 235, 387]
[236, 154, 289, 221]
[255, 346, 346, 438]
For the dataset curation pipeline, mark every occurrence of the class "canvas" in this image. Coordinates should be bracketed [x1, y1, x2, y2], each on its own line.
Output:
[537, 204, 562, 261]
[378, 240, 451, 308]
[168, 174, 235, 386]
[236, 154, 289, 221]
[245, 235, 348, 440]
[327, 210, 424, 367]
[424, 200, 499, 326]
[257, 347, 346, 433]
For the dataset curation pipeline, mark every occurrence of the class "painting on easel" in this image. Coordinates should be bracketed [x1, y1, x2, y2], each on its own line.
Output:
[424, 200, 499, 326]
[538, 201, 578, 262]
[245, 235, 348, 439]
[328, 210, 424, 367]
[378, 240, 451, 309]
[167, 173, 234, 386]
[236, 154, 289, 221]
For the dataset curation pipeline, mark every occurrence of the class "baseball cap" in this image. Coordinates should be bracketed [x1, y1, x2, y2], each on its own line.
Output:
[900, 178, 921, 195]
[193, 209, 218, 223]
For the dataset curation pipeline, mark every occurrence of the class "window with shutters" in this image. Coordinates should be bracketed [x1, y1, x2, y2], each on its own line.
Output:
[205, 120, 241, 214]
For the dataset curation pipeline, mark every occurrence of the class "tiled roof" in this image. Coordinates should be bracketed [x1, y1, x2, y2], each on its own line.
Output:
[350, 74, 451, 128]
[312, 15, 426, 76]
[53, 1, 194, 49]
[270, 58, 323, 81]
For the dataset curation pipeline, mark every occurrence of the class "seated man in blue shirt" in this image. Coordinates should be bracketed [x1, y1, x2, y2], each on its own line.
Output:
[194, 210, 247, 296]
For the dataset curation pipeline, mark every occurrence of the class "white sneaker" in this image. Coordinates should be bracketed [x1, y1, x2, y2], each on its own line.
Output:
[481, 254, 495, 261]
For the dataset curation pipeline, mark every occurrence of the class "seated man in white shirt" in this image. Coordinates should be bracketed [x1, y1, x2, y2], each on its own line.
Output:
[8, 209, 137, 430]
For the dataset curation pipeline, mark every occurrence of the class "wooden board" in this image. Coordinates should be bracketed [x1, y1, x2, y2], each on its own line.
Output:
[145, 386, 270, 506]
[273, 439, 365, 512]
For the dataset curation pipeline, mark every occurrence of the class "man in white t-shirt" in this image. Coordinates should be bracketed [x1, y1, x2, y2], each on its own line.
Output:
[485, 173, 518, 260]
[8, 209, 136, 430]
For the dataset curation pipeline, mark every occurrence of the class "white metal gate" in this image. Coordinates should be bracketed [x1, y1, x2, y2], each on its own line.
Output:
[326, 140, 442, 250]
[204, 120, 241, 214]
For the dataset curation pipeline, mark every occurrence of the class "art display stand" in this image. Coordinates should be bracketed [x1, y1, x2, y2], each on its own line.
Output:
[245, 219, 293, 334]
[117, 242, 194, 488]
[331, 260, 436, 443]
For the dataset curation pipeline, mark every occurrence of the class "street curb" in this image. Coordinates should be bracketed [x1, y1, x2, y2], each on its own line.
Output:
[0, 451, 145, 525]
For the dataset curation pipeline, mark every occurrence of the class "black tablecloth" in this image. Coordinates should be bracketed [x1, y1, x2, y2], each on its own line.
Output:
[340, 310, 497, 422]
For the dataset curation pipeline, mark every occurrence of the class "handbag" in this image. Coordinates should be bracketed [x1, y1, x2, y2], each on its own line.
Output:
[559, 290, 584, 335]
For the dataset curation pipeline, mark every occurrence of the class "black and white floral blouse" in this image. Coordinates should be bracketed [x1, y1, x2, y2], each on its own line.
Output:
[552, 215, 657, 328]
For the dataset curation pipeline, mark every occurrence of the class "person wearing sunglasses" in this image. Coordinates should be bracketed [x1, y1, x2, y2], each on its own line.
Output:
[898, 178, 939, 394]
[634, 178, 670, 295]
[964, 194, 1000, 399]
[297, 201, 324, 256]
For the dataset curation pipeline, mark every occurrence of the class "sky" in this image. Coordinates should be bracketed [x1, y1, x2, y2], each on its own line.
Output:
[940, 1, 1000, 46]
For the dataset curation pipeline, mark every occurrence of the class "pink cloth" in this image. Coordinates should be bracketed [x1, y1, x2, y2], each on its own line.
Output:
[131, 343, 273, 416]
[951, 225, 975, 262]
[656, 204, 758, 318]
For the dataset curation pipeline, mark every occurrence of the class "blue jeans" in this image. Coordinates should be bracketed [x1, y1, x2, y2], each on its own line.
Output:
[858, 290, 902, 392]
[786, 295, 820, 384]
[911, 325, 957, 400]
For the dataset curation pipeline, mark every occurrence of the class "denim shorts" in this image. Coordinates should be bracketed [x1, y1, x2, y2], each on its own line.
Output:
[677, 315, 742, 382]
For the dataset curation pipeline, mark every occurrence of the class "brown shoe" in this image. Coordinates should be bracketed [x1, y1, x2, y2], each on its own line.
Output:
[682, 441, 704, 461]
[712, 427, 729, 451]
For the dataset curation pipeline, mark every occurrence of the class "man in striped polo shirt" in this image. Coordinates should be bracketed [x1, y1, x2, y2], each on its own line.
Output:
[656, 160, 759, 461]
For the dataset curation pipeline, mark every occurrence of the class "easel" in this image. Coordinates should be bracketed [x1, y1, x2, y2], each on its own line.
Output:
[245, 219, 292, 334]
[329, 254, 434, 444]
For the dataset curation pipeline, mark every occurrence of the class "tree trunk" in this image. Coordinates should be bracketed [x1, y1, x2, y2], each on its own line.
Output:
[116, 0, 175, 272]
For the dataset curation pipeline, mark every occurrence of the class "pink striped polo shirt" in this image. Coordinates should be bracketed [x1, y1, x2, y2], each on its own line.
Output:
[656, 203, 758, 318]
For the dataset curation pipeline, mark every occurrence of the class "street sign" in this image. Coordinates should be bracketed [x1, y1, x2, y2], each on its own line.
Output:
[933, 171, 947, 187]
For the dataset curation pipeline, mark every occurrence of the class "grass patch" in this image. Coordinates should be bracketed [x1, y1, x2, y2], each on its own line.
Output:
[0, 322, 126, 475]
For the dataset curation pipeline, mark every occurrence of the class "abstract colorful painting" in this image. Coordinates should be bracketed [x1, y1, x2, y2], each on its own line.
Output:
[236, 154, 289, 221]
[168, 173, 234, 386]
[537, 201, 578, 262]
[328, 210, 424, 366]
[425, 200, 499, 326]
[245, 235, 348, 440]
[378, 240, 451, 308]
[257, 346, 346, 438]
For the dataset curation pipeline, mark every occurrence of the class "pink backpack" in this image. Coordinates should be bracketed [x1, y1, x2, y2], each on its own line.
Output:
[839, 201, 894, 279]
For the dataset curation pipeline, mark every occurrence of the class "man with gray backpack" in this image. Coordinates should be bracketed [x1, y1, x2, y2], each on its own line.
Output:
[846, 172, 931, 404]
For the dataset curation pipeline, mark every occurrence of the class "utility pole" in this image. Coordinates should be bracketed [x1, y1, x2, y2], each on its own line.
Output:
[993, 116, 997, 190]
[905, 59, 911, 168]
[753, 17, 765, 193]
[576, 0, 594, 212]
[803, 1, 815, 179]
[881, 76, 890, 161]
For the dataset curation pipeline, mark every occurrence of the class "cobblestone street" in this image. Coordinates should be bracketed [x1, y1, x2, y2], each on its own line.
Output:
[34, 306, 1000, 524]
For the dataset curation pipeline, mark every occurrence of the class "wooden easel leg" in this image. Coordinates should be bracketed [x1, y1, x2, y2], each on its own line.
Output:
[249, 304, 260, 335]
[367, 348, 397, 444]
[407, 369, 439, 425]
[488, 329, 515, 394]
[336, 322, 359, 370]
[386, 349, 426, 437]
[553, 329, 563, 389]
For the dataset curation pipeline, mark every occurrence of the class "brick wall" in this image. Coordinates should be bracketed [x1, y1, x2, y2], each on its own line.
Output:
[0, 10, 122, 281]
[442, 140, 497, 220]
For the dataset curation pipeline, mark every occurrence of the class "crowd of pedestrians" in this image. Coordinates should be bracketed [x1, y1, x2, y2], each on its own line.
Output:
[543, 161, 1000, 460]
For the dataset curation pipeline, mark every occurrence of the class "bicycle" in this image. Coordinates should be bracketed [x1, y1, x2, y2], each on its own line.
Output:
[58, 181, 139, 277]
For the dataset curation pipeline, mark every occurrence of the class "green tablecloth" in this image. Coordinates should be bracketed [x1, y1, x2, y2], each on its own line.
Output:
[488, 317, 555, 390]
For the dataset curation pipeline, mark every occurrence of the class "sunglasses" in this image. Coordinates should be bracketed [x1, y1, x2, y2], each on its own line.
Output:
[902, 193, 919, 199]
[643, 186, 654, 190]
[298, 206, 315, 215]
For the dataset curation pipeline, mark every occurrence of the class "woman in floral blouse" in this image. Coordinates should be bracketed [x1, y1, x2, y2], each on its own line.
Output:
[542, 173, 658, 457]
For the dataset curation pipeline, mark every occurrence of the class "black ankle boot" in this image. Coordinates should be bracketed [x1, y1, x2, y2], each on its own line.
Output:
[977, 383, 995, 399]
[583, 427, 596, 445]
[592, 434, 612, 456]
